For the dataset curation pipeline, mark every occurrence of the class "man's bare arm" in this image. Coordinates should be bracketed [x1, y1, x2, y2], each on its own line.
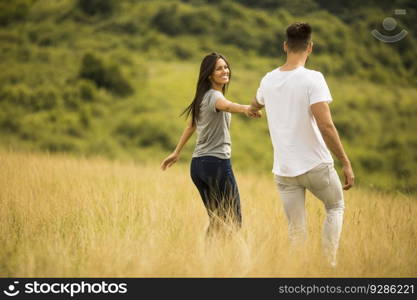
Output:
[250, 97, 264, 110]
[311, 102, 354, 190]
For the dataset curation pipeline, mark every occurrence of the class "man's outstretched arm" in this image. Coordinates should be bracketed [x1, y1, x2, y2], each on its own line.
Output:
[311, 102, 354, 190]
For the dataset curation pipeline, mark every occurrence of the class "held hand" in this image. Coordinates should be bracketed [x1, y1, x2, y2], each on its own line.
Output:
[342, 164, 355, 190]
[249, 109, 262, 118]
[160, 153, 179, 171]
[245, 105, 262, 118]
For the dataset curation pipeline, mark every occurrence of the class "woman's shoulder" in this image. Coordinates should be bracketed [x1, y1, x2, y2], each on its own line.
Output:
[201, 89, 218, 102]
[205, 89, 224, 100]
[201, 89, 226, 113]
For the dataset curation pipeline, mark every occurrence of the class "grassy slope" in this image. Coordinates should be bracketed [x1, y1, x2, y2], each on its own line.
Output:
[0, 0, 416, 194]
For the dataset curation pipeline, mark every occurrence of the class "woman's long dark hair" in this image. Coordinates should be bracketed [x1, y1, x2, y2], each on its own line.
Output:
[182, 52, 231, 126]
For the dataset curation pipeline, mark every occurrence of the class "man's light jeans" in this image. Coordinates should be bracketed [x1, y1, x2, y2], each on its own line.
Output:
[274, 163, 345, 266]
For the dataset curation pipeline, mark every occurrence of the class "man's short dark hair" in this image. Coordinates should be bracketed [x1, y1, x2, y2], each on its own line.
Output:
[286, 22, 312, 53]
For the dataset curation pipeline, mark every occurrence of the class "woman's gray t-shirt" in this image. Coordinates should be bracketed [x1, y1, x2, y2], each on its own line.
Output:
[192, 89, 231, 159]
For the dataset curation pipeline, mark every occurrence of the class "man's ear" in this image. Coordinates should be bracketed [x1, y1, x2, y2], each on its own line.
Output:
[307, 41, 313, 54]
[283, 41, 288, 53]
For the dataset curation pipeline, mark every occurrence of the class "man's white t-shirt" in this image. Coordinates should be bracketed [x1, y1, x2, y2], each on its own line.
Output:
[256, 66, 333, 177]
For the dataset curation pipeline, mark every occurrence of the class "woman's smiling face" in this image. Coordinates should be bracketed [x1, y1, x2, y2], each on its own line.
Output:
[210, 58, 230, 86]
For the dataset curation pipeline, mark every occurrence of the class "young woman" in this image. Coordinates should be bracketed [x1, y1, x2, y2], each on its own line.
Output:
[160, 52, 259, 236]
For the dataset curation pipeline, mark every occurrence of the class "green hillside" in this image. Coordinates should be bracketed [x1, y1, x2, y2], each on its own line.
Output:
[0, 0, 416, 193]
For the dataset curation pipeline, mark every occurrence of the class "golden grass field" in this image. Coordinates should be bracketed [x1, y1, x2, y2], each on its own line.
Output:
[1, 149, 416, 277]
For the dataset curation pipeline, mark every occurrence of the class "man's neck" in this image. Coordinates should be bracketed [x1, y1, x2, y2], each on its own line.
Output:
[279, 52, 308, 71]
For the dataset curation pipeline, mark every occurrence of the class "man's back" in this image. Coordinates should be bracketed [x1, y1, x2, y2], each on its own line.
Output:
[256, 66, 333, 176]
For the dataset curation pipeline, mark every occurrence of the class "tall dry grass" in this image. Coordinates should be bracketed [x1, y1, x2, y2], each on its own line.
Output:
[1, 149, 416, 277]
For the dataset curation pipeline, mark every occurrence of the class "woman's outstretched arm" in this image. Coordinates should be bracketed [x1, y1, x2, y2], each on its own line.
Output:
[215, 97, 261, 118]
[160, 120, 196, 170]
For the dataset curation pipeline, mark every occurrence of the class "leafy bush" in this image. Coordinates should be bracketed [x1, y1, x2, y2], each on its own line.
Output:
[180, 8, 220, 35]
[0, 84, 58, 111]
[152, 4, 185, 36]
[0, 103, 23, 133]
[358, 153, 384, 173]
[40, 137, 80, 153]
[79, 53, 133, 97]
[0, 0, 34, 26]
[77, 0, 117, 16]
[78, 80, 96, 102]
[236, 0, 318, 13]
[114, 118, 176, 151]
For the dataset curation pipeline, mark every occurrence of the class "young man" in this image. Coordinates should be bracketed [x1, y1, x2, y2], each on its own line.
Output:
[249, 22, 354, 267]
